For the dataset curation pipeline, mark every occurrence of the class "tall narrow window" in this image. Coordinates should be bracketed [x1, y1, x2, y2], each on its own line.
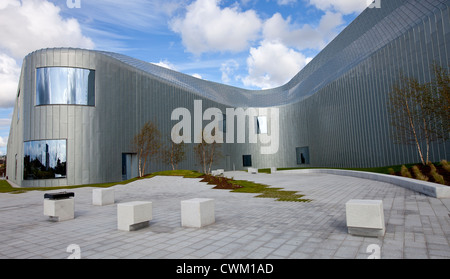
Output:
[36, 67, 95, 106]
[24, 140, 67, 180]
[243, 155, 252, 167]
[15, 154, 18, 181]
[17, 90, 20, 122]
[256, 116, 267, 134]
[220, 113, 226, 134]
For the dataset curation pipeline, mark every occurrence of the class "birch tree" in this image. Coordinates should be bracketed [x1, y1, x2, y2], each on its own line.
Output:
[162, 139, 186, 170]
[194, 131, 222, 174]
[387, 64, 449, 165]
[132, 121, 161, 177]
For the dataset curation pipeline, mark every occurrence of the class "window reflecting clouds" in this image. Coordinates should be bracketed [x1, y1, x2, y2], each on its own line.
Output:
[36, 67, 95, 106]
[24, 140, 67, 180]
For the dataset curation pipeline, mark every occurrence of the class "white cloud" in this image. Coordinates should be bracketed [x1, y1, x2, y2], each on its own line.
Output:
[241, 11, 343, 89]
[191, 73, 203, 79]
[0, 136, 7, 149]
[307, 0, 368, 15]
[0, 0, 94, 108]
[84, 0, 181, 28]
[220, 60, 240, 83]
[152, 60, 177, 71]
[263, 11, 345, 51]
[170, 0, 262, 55]
[0, 54, 20, 108]
[277, 0, 297, 5]
[168, 0, 350, 89]
[0, 0, 94, 59]
[242, 40, 312, 89]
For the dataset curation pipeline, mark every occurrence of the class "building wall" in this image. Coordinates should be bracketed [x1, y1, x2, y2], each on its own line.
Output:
[6, 0, 450, 187]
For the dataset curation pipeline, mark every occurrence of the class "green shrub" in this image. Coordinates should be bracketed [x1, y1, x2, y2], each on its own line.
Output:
[400, 165, 412, 178]
[412, 165, 428, 181]
[388, 168, 395, 175]
[441, 160, 450, 173]
[430, 164, 445, 185]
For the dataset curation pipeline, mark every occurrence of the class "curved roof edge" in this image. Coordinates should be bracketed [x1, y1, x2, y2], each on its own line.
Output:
[27, 0, 447, 107]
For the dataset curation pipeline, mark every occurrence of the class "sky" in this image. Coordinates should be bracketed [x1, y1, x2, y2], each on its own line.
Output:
[0, 0, 372, 156]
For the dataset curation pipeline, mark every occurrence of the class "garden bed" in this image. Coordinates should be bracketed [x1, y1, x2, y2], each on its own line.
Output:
[390, 164, 450, 186]
[199, 174, 311, 202]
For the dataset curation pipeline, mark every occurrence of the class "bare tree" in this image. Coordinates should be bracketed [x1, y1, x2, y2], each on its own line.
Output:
[162, 138, 186, 170]
[387, 64, 449, 165]
[194, 131, 222, 174]
[132, 121, 161, 177]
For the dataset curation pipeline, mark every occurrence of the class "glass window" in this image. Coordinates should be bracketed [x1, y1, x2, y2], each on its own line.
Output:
[243, 155, 252, 167]
[36, 67, 95, 106]
[23, 140, 67, 180]
[17, 90, 20, 122]
[220, 114, 226, 133]
[256, 116, 268, 134]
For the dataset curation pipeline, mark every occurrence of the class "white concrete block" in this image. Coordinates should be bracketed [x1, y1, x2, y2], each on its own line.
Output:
[248, 168, 258, 174]
[117, 201, 152, 231]
[181, 198, 215, 228]
[346, 200, 385, 237]
[211, 169, 225, 176]
[44, 198, 74, 222]
[271, 167, 277, 174]
[92, 188, 115, 206]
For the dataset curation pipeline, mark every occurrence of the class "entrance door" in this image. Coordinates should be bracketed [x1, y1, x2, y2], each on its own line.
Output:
[122, 153, 138, 180]
[296, 147, 310, 165]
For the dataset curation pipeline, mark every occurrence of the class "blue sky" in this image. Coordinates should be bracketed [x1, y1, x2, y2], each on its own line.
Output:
[0, 0, 372, 156]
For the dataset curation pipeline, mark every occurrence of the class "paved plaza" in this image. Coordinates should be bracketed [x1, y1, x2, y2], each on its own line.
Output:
[0, 171, 449, 259]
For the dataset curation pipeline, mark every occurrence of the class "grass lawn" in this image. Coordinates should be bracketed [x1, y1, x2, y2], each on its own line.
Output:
[229, 179, 311, 202]
[198, 174, 311, 202]
[0, 169, 310, 202]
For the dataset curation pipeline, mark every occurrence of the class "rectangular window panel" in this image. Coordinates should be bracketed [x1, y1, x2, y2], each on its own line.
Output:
[220, 113, 226, 133]
[24, 140, 67, 180]
[36, 67, 95, 106]
[256, 116, 268, 134]
[243, 155, 252, 167]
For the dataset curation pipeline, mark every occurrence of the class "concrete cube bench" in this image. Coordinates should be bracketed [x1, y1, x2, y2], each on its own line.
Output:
[271, 167, 277, 174]
[248, 168, 258, 174]
[211, 169, 224, 176]
[43, 192, 75, 222]
[346, 200, 385, 237]
[181, 198, 215, 228]
[117, 201, 152, 231]
[93, 188, 115, 206]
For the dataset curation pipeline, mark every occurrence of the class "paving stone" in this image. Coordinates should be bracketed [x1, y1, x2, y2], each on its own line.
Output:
[0, 173, 448, 259]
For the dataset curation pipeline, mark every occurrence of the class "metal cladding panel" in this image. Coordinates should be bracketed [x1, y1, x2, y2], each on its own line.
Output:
[6, 0, 450, 187]
[13, 48, 100, 187]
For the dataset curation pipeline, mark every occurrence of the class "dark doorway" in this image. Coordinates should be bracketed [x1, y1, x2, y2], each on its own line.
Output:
[296, 147, 310, 165]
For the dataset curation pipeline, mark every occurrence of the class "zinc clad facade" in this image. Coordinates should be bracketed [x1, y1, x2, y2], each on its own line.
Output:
[6, 0, 450, 187]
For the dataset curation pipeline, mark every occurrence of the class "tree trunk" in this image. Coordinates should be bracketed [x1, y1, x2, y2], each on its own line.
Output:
[405, 97, 425, 165]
